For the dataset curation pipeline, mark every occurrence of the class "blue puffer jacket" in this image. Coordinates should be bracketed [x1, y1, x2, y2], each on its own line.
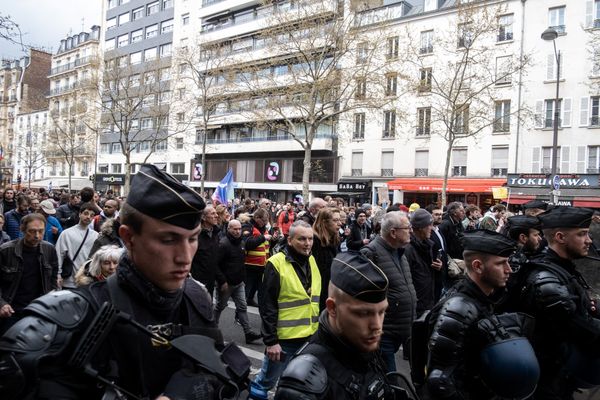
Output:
[4, 209, 29, 240]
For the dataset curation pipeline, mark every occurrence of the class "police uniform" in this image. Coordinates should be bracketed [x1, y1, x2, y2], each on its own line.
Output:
[516, 207, 600, 399]
[0, 165, 250, 399]
[425, 230, 539, 400]
[275, 253, 408, 400]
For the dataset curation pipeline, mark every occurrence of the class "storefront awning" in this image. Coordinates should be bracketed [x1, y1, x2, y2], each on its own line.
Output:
[387, 178, 506, 193]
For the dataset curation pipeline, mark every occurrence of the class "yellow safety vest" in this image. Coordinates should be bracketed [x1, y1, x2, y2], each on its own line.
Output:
[270, 251, 321, 340]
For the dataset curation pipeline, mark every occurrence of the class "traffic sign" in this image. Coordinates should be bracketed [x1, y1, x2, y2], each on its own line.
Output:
[552, 175, 561, 191]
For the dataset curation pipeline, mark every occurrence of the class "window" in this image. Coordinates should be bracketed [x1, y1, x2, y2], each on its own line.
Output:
[420, 30, 433, 54]
[143, 94, 155, 107]
[415, 150, 429, 176]
[176, 112, 185, 122]
[381, 151, 394, 177]
[542, 98, 571, 128]
[146, 24, 158, 39]
[118, 55, 128, 67]
[351, 151, 363, 176]
[498, 14, 514, 42]
[176, 87, 186, 99]
[182, 13, 190, 25]
[385, 73, 397, 96]
[355, 78, 366, 99]
[159, 91, 170, 103]
[458, 23, 473, 48]
[147, 1, 159, 15]
[161, 19, 173, 33]
[132, 6, 144, 20]
[118, 12, 130, 25]
[145, 71, 156, 84]
[386, 36, 399, 60]
[383, 110, 396, 138]
[111, 142, 122, 153]
[138, 141, 150, 152]
[175, 138, 184, 150]
[105, 38, 115, 51]
[491, 146, 509, 177]
[494, 100, 511, 132]
[354, 113, 365, 139]
[417, 107, 431, 136]
[171, 163, 185, 174]
[100, 143, 110, 153]
[539, 146, 561, 173]
[141, 117, 154, 129]
[454, 104, 469, 135]
[592, 96, 600, 126]
[162, 0, 173, 9]
[106, 17, 116, 30]
[548, 6, 566, 34]
[356, 42, 368, 64]
[117, 34, 129, 48]
[546, 52, 564, 80]
[107, 0, 116, 9]
[495, 56, 512, 85]
[156, 140, 167, 151]
[159, 43, 172, 58]
[130, 51, 141, 65]
[591, 0, 600, 28]
[452, 148, 467, 176]
[111, 164, 122, 174]
[418, 68, 432, 92]
[131, 119, 139, 129]
[131, 29, 143, 43]
[159, 68, 171, 81]
[588, 146, 600, 172]
[144, 47, 157, 61]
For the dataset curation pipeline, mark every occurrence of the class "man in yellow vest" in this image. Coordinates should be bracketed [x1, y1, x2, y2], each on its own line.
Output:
[249, 220, 320, 400]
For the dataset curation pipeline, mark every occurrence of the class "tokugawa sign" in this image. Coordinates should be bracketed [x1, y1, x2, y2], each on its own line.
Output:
[507, 174, 600, 189]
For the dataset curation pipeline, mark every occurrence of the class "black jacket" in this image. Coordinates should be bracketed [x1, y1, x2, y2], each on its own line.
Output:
[259, 246, 315, 346]
[56, 203, 80, 229]
[361, 236, 416, 341]
[0, 239, 58, 309]
[215, 233, 246, 286]
[88, 218, 123, 258]
[190, 225, 221, 291]
[405, 234, 440, 316]
[438, 215, 465, 259]
[346, 221, 372, 251]
[311, 235, 339, 311]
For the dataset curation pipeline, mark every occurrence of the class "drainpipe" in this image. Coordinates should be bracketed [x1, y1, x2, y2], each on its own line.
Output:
[514, 0, 527, 173]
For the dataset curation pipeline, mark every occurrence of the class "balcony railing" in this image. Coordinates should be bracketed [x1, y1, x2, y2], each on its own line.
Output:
[415, 168, 428, 177]
[544, 118, 562, 128]
[419, 45, 433, 55]
[595, 19, 600, 28]
[47, 79, 91, 97]
[49, 56, 95, 76]
[550, 25, 566, 34]
[491, 168, 507, 177]
[351, 169, 362, 177]
[416, 127, 430, 136]
[452, 166, 467, 176]
[493, 122, 510, 132]
[497, 32, 513, 42]
[202, 132, 333, 145]
[590, 116, 600, 126]
[202, 0, 226, 5]
[381, 168, 393, 177]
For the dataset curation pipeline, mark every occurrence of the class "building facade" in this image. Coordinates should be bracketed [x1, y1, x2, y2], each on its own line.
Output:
[13, 109, 49, 188]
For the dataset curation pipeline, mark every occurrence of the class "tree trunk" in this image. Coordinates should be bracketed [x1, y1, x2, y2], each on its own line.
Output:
[441, 138, 454, 207]
[124, 153, 131, 196]
[302, 142, 312, 202]
[200, 124, 207, 198]
[68, 154, 73, 192]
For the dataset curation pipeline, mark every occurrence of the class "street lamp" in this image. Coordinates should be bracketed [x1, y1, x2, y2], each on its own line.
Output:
[541, 27, 561, 204]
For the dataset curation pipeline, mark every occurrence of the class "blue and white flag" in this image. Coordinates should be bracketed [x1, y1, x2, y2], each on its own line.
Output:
[211, 168, 234, 204]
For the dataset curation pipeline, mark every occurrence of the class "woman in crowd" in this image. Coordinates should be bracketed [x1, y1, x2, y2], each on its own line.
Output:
[75, 245, 123, 287]
[215, 204, 231, 233]
[312, 207, 342, 311]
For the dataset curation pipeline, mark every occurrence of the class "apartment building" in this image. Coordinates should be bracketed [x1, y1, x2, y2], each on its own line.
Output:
[186, 0, 339, 201]
[98, 0, 176, 194]
[339, 0, 600, 208]
[46, 26, 102, 190]
[0, 50, 51, 187]
[13, 109, 49, 187]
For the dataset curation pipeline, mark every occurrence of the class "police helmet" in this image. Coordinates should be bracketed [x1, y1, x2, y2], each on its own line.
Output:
[479, 337, 540, 399]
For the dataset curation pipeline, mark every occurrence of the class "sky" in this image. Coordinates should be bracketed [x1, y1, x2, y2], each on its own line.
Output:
[1, 0, 102, 59]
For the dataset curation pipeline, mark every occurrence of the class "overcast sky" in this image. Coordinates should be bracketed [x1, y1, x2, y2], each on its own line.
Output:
[1, 0, 102, 59]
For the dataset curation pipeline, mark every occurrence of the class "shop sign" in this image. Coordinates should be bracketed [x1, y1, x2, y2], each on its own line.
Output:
[95, 174, 125, 185]
[507, 174, 600, 188]
[338, 182, 368, 192]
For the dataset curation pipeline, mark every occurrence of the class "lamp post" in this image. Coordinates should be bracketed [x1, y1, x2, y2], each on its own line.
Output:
[541, 27, 561, 204]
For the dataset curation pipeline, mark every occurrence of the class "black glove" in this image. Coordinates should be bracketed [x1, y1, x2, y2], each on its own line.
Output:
[163, 369, 221, 400]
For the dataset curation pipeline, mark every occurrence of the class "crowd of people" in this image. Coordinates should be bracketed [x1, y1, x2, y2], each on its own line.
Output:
[0, 174, 598, 400]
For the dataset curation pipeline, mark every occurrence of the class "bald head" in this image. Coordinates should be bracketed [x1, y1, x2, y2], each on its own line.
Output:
[309, 197, 327, 216]
[227, 219, 242, 238]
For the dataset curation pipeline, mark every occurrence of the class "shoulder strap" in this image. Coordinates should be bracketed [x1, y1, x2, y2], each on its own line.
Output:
[72, 228, 90, 261]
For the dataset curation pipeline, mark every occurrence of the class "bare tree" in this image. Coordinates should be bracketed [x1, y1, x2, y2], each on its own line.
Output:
[175, 41, 234, 196]
[16, 125, 46, 188]
[398, 1, 531, 205]
[232, 0, 391, 200]
[95, 57, 196, 195]
[0, 12, 23, 49]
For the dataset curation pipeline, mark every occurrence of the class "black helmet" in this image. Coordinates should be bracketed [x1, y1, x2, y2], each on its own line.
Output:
[565, 346, 600, 388]
[479, 337, 540, 399]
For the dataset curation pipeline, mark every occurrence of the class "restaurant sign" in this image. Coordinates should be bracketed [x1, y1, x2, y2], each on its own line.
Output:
[507, 174, 600, 189]
[337, 181, 369, 192]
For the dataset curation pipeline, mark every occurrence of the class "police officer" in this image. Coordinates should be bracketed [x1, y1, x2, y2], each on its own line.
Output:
[515, 206, 600, 399]
[0, 164, 249, 399]
[425, 230, 539, 400]
[275, 252, 414, 400]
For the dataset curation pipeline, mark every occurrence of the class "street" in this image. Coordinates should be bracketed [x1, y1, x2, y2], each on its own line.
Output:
[219, 302, 599, 400]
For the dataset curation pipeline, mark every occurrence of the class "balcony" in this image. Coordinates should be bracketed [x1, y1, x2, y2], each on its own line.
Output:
[46, 79, 92, 97]
[452, 166, 467, 176]
[590, 116, 600, 127]
[493, 122, 510, 132]
[415, 168, 428, 177]
[416, 127, 430, 136]
[491, 168, 507, 177]
[45, 148, 93, 158]
[49, 56, 96, 76]
[351, 169, 362, 177]
[381, 168, 393, 177]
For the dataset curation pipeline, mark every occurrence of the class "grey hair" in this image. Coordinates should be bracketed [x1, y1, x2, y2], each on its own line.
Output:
[259, 198, 271, 207]
[289, 220, 312, 238]
[381, 211, 407, 236]
[308, 197, 326, 212]
[88, 245, 123, 277]
[447, 202, 464, 214]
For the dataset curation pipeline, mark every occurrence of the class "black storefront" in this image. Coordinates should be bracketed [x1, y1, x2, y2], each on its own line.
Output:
[506, 173, 600, 208]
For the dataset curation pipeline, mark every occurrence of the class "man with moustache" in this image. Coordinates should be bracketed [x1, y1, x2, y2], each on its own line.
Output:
[0, 165, 249, 400]
[249, 220, 321, 400]
[424, 230, 539, 400]
[514, 207, 600, 399]
[275, 252, 404, 400]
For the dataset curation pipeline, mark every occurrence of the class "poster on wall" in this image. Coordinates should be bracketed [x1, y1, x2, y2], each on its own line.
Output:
[265, 160, 282, 182]
[191, 161, 203, 181]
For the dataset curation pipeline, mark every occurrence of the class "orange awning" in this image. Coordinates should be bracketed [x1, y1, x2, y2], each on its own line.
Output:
[386, 178, 506, 193]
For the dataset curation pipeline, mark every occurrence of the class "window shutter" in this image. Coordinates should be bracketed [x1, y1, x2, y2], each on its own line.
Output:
[561, 146, 570, 173]
[352, 152, 363, 169]
[535, 100, 544, 128]
[415, 150, 429, 169]
[576, 146, 586, 173]
[532, 147, 540, 172]
[381, 151, 394, 169]
[546, 54, 555, 80]
[562, 98, 572, 127]
[586, 1, 594, 27]
[580, 97, 590, 126]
